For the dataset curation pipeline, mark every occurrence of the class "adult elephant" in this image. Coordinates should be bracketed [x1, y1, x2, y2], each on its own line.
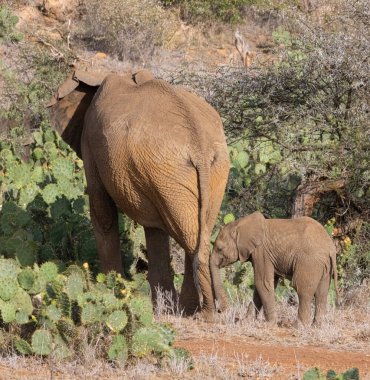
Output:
[47, 70, 230, 315]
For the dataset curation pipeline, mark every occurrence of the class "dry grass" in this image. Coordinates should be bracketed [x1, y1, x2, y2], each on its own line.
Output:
[0, 283, 368, 379]
[156, 281, 370, 351]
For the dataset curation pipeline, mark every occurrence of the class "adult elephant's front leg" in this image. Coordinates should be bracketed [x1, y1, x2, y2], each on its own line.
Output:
[179, 253, 201, 315]
[144, 227, 176, 307]
[87, 180, 122, 274]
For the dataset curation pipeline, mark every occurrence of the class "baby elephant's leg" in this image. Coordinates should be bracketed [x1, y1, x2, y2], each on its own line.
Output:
[313, 271, 331, 326]
[247, 288, 263, 318]
[293, 265, 321, 326]
[247, 275, 279, 319]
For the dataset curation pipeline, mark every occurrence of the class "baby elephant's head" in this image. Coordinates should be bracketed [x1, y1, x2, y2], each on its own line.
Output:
[210, 221, 239, 312]
[210, 212, 266, 311]
[211, 223, 239, 269]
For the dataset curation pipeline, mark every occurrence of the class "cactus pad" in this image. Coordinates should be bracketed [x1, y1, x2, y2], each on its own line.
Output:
[81, 303, 103, 325]
[56, 319, 78, 342]
[129, 296, 153, 326]
[12, 288, 34, 315]
[18, 268, 35, 290]
[1, 302, 16, 323]
[108, 335, 128, 364]
[40, 262, 59, 282]
[131, 327, 171, 357]
[106, 310, 128, 333]
[46, 304, 62, 322]
[15, 339, 33, 355]
[31, 329, 53, 356]
[42, 184, 60, 204]
[0, 278, 19, 301]
[15, 310, 29, 324]
[66, 272, 85, 300]
[0, 259, 20, 279]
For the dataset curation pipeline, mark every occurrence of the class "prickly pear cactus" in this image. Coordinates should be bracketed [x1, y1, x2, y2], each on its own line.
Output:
[108, 334, 128, 364]
[31, 329, 53, 356]
[106, 310, 128, 333]
[131, 327, 172, 357]
[0, 260, 184, 364]
[128, 296, 154, 327]
[40, 262, 59, 282]
[56, 319, 77, 342]
[65, 272, 85, 300]
[15, 339, 33, 355]
[1, 302, 16, 323]
[18, 268, 35, 290]
[0, 278, 18, 301]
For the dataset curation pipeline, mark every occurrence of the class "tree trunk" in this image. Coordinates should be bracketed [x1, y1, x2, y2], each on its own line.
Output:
[291, 178, 346, 218]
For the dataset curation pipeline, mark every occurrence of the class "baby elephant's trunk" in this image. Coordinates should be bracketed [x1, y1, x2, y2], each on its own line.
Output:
[210, 254, 228, 311]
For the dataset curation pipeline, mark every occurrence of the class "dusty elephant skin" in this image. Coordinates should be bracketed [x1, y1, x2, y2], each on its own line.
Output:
[210, 212, 339, 325]
[48, 70, 230, 315]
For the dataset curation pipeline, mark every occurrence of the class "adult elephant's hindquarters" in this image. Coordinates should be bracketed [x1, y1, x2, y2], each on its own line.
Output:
[48, 70, 230, 316]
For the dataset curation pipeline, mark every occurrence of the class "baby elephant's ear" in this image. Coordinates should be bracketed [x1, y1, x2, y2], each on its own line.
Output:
[236, 211, 266, 261]
[47, 70, 108, 158]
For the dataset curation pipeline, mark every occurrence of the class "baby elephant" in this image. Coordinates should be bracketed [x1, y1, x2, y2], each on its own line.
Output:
[210, 212, 338, 326]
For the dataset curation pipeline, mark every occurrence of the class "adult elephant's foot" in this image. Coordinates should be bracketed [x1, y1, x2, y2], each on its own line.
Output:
[178, 295, 201, 316]
[194, 309, 216, 323]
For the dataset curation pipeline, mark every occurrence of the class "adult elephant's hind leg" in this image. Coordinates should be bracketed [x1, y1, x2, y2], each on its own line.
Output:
[144, 227, 177, 309]
[179, 253, 201, 315]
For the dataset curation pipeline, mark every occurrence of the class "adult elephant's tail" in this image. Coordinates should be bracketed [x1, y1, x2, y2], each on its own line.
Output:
[330, 251, 340, 307]
[192, 160, 214, 313]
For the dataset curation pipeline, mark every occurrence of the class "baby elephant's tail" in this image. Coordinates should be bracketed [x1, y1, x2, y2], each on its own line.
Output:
[330, 252, 340, 307]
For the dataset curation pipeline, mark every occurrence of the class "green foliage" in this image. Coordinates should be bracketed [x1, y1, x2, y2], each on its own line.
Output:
[0, 260, 185, 364]
[0, 6, 23, 43]
[164, 0, 255, 24]
[303, 367, 359, 380]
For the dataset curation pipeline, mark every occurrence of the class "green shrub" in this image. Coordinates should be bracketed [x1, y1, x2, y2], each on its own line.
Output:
[0, 6, 23, 43]
[179, 0, 253, 24]
[303, 366, 359, 380]
[84, 0, 177, 63]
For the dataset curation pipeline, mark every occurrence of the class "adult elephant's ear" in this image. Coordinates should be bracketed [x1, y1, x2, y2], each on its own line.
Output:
[132, 69, 155, 85]
[47, 70, 108, 158]
[236, 211, 266, 262]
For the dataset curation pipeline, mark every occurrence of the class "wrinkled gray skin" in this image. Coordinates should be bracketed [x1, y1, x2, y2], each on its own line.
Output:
[210, 212, 338, 325]
[48, 70, 230, 316]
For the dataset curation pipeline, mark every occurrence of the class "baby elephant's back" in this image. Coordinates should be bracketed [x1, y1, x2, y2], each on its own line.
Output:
[267, 216, 335, 255]
[297, 217, 335, 252]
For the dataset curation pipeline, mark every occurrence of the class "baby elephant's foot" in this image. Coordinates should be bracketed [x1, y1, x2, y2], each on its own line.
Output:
[264, 312, 277, 327]
[293, 318, 311, 329]
[312, 318, 324, 328]
[246, 302, 257, 320]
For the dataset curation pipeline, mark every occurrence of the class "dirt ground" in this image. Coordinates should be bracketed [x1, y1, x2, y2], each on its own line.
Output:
[0, 335, 368, 380]
[176, 337, 370, 379]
